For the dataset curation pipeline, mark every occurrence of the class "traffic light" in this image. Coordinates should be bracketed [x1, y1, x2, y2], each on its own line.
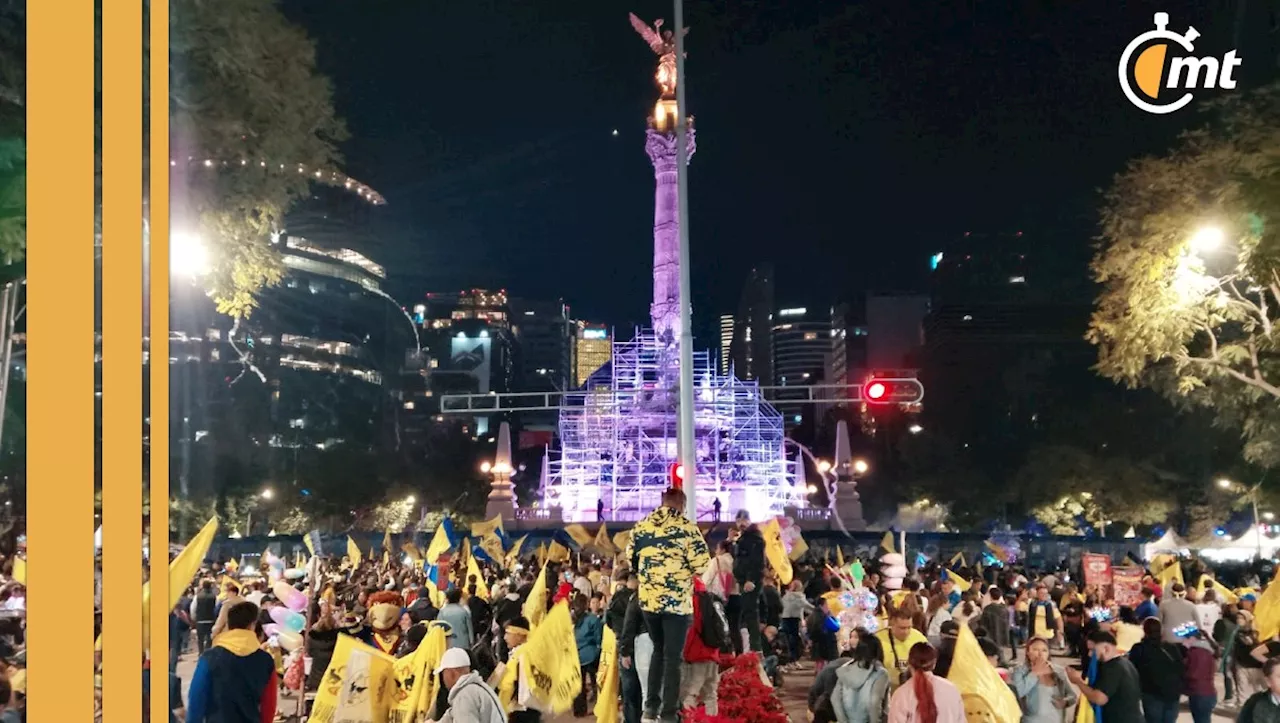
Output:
[861, 377, 924, 405]
[669, 462, 685, 488]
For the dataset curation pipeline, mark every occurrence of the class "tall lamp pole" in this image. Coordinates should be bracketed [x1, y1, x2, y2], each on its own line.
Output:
[672, 0, 697, 520]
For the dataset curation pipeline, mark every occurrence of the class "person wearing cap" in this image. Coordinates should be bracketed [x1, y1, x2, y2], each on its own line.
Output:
[433, 647, 505, 723]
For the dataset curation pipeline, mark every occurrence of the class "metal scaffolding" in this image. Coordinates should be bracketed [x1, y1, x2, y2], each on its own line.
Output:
[546, 327, 800, 522]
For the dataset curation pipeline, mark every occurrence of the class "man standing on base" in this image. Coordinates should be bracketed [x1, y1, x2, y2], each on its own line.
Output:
[626, 487, 711, 723]
[732, 509, 765, 653]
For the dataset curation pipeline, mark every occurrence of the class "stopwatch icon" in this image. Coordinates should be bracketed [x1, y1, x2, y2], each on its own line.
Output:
[1118, 12, 1199, 114]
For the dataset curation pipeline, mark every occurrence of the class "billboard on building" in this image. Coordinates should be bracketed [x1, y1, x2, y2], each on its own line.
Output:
[450, 336, 492, 394]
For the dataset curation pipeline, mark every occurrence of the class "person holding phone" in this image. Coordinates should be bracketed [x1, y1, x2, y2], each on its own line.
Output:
[1010, 637, 1077, 723]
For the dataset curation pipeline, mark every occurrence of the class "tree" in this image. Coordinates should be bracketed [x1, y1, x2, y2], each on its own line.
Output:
[170, 0, 347, 318]
[1015, 444, 1174, 534]
[1089, 83, 1280, 468]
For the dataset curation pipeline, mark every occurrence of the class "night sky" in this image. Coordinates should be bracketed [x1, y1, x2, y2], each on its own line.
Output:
[281, 0, 1258, 339]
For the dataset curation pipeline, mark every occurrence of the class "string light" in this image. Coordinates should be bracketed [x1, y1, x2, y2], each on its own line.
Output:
[171, 157, 387, 205]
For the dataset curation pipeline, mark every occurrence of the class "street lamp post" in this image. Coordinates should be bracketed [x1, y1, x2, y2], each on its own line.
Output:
[1219, 477, 1264, 559]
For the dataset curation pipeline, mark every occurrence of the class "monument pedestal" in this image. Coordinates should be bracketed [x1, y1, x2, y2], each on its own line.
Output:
[834, 476, 866, 531]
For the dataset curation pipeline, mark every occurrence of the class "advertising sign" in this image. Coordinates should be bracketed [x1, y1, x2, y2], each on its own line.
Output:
[1112, 566, 1144, 608]
[450, 336, 492, 394]
[1082, 553, 1114, 588]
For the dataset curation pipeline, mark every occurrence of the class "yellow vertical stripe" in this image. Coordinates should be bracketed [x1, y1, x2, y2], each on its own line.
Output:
[148, 1, 171, 720]
[28, 0, 97, 719]
[103, 0, 145, 720]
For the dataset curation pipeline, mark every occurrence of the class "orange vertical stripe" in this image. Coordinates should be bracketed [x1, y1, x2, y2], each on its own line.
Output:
[27, 0, 97, 720]
[148, 1, 172, 720]
[103, 0, 145, 720]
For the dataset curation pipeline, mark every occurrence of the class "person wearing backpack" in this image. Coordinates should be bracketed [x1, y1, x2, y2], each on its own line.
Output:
[681, 578, 723, 715]
[1126, 618, 1184, 723]
[833, 635, 890, 723]
[808, 597, 841, 673]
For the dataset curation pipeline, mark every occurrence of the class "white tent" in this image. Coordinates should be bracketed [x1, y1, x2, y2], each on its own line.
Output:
[1142, 529, 1189, 560]
[1199, 528, 1280, 562]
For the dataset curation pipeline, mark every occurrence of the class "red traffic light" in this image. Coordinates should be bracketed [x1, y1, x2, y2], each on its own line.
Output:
[669, 462, 685, 488]
[861, 378, 924, 405]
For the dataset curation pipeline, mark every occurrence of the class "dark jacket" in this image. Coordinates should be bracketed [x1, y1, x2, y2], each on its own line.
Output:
[186, 635, 277, 723]
[1127, 638, 1184, 700]
[980, 602, 1012, 649]
[607, 587, 636, 636]
[733, 526, 766, 588]
[193, 592, 217, 624]
[407, 597, 438, 625]
[1240, 689, 1280, 723]
[806, 608, 839, 662]
[618, 596, 649, 659]
[762, 584, 784, 628]
[306, 627, 340, 692]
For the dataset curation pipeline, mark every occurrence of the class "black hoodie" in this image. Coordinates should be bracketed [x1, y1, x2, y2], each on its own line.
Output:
[733, 525, 766, 588]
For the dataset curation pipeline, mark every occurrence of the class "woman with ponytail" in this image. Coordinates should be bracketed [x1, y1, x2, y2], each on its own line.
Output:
[887, 643, 966, 723]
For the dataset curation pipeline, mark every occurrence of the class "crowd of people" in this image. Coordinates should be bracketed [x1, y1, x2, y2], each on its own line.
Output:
[160, 493, 1280, 723]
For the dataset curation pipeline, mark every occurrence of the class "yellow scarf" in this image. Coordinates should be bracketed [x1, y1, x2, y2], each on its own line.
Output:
[212, 628, 262, 657]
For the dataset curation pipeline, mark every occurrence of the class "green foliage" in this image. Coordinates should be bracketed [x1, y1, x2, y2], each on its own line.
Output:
[170, 0, 346, 318]
[1017, 444, 1174, 534]
[1089, 83, 1280, 468]
[0, 138, 23, 264]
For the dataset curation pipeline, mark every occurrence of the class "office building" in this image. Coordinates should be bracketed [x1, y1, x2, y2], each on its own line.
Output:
[573, 323, 612, 388]
[866, 293, 929, 370]
[772, 306, 830, 427]
[511, 299, 573, 393]
[729, 264, 774, 383]
[719, 314, 733, 375]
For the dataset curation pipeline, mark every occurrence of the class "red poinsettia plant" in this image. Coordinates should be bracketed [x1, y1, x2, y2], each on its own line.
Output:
[682, 653, 789, 723]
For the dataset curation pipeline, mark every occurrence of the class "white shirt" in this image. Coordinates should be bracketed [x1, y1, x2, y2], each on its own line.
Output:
[1194, 602, 1221, 633]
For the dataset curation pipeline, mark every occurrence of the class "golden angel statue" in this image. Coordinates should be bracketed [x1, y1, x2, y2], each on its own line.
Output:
[629, 12, 687, 99]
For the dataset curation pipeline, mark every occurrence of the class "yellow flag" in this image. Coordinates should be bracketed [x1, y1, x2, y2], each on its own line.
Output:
[760, 518, 793, 585]
[1075, 695, 1096, 723]
[505, 535, 528, 570]
[142, 516, 219, 649]
[788, 535, 810, 562]
[594, 626, 620, 723]
[225, 557, 239, 572]
[11, 557, 24, 586]
[303, 534, 315, 556]
[382, 550, 390, 568]
[592, 525, 617, 555]
[347, 537, 363, 568]
[295, 550, 305, 568]
[509, 600, 581, 713]
[389, 625, 447, 723]
[1155, 560, 1183, 588]
[537, 543, 548, 565]
[944, 568, 972, 594]
[836, 546, 845, 569]
[1150, 553, 1177, 575]
[612, 530, 631, 557]
[425, 523, 452, 565]
[479, 533, 506, 567]
[950, 551, 966, 568]
[523, 560, 550, 630]
[401, 541, 423, 562]
[564, 524, 594, 548]
[1197, 575, 1240, 604]
[369, 545, 376, 562]
[471, 515, 504, 539]
[466, 552, 490, 600]
[308, 634, 397, 723]
[947, 626, 1021, 723]
[880, 531, 896, 555]
[383, 529, 393, 553]
[1254, 575, 1280, 639]
[547, 541, 571, 563]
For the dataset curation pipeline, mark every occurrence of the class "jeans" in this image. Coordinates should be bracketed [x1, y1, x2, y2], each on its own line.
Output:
[1187, 694, 1216, 723]
[621, 658, 643, 723]
[739, 588, 762, 653]
[574, 660, 600, 716]
[725, 596, 742, 655]
[195, 622, 213, 654]
[641, 612, 691, 722]
[780, 618, 802, 663]
[635, 633, 653, 705]
[1141, 694, 1179, 723]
